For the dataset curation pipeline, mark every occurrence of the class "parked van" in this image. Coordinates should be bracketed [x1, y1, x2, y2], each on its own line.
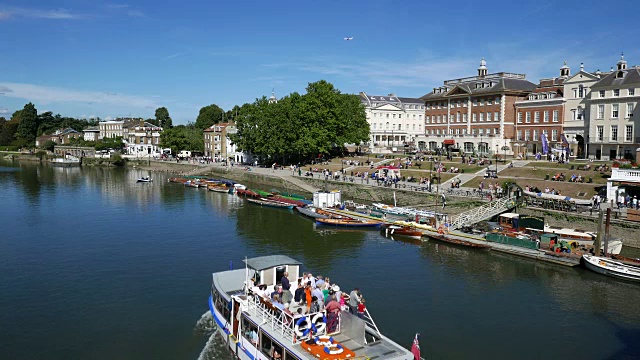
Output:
[178, 151, 191, 159]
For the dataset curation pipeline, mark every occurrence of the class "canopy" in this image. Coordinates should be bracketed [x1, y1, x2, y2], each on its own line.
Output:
[243, 255, 302, 271]
[443, 139, 455, 145]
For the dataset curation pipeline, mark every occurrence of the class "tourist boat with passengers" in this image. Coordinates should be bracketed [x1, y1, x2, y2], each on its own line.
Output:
[209, 255, 418, 360]
[582, 255, 640, 282]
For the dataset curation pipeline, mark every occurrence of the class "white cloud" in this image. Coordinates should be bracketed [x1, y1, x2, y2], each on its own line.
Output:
[0, 82, 159, 109]
[0, 7, 86, 20]
[162, 51, 188, 60]
[0, 107, 10, 115]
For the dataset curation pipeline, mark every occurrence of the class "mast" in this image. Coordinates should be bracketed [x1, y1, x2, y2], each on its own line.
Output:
[604, 208, 612, 256]
[594, 209, 604, 256]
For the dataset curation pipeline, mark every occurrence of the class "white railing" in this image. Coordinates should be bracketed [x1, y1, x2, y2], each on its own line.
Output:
[611, 168, 640, 181]
[449, 196, 517, 230]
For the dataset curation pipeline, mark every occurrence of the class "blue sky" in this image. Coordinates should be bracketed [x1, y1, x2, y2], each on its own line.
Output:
[0, 1, 638, 124]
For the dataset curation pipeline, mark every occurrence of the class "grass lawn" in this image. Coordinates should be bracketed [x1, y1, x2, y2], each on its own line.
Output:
[522, 160, 611, 171]
[401, 170, 456, 183]
[499, 168, 609, 185]
[463, 176, 600, 199]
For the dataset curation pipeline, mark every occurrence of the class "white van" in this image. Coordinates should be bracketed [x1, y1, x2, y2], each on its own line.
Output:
[178, 151, 191, 159]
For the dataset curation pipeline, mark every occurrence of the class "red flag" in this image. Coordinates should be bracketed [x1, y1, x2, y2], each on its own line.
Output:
[411, 333, 421, 360]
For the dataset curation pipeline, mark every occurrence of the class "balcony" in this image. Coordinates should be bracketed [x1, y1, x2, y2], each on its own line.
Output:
[611, 168, 640, 182]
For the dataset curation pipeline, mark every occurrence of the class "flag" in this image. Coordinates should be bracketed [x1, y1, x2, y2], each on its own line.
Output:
[561, 133, 570, 147]
[411, 333, 421, 360]
[540, 133, 549, 155]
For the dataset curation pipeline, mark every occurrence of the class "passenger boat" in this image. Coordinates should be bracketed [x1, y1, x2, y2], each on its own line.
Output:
[246, 198, 294, 209]
[315, 218, 382, 228]
[381, 224, 422, 240]
[209, 255, 417, 360]
[136, 176, 152, 183]
[582, 255, 640, 282]
[295, 206, 328, 219]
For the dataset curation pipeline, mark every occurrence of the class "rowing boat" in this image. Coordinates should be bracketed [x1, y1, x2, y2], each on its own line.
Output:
[246, 198, 294, 209]
[582, 255, 640, 282]
[315, 218, 381, 227]
[381, 224, 423, 240]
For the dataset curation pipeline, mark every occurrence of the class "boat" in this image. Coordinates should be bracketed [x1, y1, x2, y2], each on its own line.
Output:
[50, 156, 80, 167]
[315, 218, 382, 228]
[231, 183, 247, 194]
[207, 184, 231, 193]
[295, 206, 329, 219]
[582, 255, 640, 282]
[136, 176, 152, 183]
[425, 232, 491, 249]
[208, 255, 417, 360]
[246, 198, 294, 209]
[611, 254, 640, 267]
[381, 224, 423, 240]
[184, 180, 201, 188]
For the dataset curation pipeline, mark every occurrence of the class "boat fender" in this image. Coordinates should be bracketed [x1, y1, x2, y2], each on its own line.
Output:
[438, 226, 444, 235]
[311, 313, 327, 335]
[294, 316, 312, 338]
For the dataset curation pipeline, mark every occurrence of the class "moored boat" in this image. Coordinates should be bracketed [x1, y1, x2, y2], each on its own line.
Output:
[207, 184, 231, 193]
[209, 255, 417, 360]
[295, 206, 328, 219]
[582, 255, 640, 282]
[381, 224, 423, 240]
[315, 218, 381, 227]
[246, 197, 294, 209]
[136, 176, 152, 183]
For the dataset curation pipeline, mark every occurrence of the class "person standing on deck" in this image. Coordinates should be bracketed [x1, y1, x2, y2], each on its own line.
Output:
[349, 287, 361, 314]
[281, 272, 292, 303]
[305, 282, 312, 311]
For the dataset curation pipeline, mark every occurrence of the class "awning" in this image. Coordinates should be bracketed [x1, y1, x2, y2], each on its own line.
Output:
[443, 139, 455, 145]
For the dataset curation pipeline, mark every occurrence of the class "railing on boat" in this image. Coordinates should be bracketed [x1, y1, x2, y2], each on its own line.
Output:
[449, 196, 518, 230]
[361, 308, 382, 339]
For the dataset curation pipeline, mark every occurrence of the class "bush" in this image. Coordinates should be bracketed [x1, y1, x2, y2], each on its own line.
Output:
[111, 152, 126, 166]
[35, 150, 47, 160]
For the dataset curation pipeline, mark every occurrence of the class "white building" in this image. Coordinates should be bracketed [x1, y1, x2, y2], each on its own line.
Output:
[83, 126, 100, 142]
[124, 120, 164, 157]
[588, 54, 640, 160]
[98, 120, 125, 140]
[561, 62, 605, 158]
[359, 92, 425, 153]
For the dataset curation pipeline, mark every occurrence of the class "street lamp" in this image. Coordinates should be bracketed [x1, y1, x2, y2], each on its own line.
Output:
[495, 144, 499, 172]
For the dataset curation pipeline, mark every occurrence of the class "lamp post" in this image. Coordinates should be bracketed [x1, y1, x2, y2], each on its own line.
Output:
[495, 144, 499, 172]
[503, 140, 507, 164]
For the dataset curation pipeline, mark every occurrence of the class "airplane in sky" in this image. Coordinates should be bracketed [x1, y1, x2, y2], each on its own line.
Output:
[344, 37, 354, 41]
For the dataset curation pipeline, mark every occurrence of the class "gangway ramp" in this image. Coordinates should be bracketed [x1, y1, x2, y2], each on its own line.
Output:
[449, 196, 518, 230]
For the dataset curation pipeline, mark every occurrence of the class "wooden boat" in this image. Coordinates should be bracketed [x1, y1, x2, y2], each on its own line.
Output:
[246, 198, 294, 209]
[381, 224, 422, 240]
[295, 206, 328, 219]
[237, 188, 260, 198]
[315, 218, 381, 228]
[184, 180, 200, 188]
[582, 255, 640, 282]
[207, 184, 231, 193]
[315, 208, 354, 220]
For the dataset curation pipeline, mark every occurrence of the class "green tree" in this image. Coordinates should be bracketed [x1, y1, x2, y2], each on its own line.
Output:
[16, 103, 39, 145]
[160, 125, 203, 155]
[43, 140, 56, 152]
[95, 136, 124, 151]
[155, 107, 172, 128]
[194, 104, 224, 130]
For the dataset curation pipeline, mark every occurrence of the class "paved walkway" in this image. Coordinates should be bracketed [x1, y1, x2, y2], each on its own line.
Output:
[441, 159, 531, 187]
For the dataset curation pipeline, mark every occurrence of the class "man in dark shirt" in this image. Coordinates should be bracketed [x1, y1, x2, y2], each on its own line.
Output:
[281, 272, 290, 291]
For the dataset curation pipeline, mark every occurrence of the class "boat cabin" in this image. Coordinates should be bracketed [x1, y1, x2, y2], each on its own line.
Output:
[498, 212, 519, 230]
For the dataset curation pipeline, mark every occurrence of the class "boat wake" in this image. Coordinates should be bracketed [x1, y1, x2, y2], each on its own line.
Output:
[194, 311, 232, 360]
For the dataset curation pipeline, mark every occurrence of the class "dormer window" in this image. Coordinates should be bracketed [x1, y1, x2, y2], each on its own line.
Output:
[489, 82, 493, 87]
[616, 71, 624, 79]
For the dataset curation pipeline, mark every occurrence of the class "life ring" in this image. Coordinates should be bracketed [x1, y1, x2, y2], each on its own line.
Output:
[294, 316, 312, 338]
[324, 343, 344, 355]
[311, 313, 327, 335]
[314, 335, 334, 347]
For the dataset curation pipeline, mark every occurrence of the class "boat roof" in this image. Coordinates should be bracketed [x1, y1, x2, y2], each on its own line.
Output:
[212, 269, 249, 302]
[243, 255, 302, 271]
[500, 212, 519, 219]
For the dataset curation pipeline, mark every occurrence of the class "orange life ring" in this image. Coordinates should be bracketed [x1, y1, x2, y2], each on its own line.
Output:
[438, 226, 444, 234]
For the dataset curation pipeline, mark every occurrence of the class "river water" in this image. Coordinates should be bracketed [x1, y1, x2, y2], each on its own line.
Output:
[1, 159, 639, 360]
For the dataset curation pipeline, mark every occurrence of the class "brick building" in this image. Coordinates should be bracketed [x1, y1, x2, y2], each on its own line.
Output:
[514, 64, 567, 157]
[419, 58, 536, 156]
[204, 122, 235, 161]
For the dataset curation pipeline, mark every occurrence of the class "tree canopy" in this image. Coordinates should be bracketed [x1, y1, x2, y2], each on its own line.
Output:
[16, 103, 38, 145]
[194, 104, 224, 130]
[229, 80, 368, 162]
[160, 124, 204, 155]
[155, 107, 172, 128]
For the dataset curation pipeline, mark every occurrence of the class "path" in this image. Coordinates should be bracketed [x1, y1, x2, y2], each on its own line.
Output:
[441, 160, 531, 187]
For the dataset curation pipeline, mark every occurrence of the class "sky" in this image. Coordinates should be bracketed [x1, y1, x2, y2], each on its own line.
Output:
[0, 1, 638, 124]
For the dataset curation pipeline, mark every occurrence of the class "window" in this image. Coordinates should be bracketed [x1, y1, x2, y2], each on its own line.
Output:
[449, 114, 454, 122]
[630, 89, 636, 96]
[494, 128, 499, 135]
[386, 122, 389, 129]
[598, 90, 605, 98]
[481, 99, 485, 106]
[463, 113, 468, 122]
[578, 85, 585, 98]
[577, 107, 584, 120]
[597, 126, 604, 141]
[419, 115, 422, 120]
[486, 112, 492, 121]
[436, 129, 440, 135]
[612, 104, 619, 118]
[436, 115, 441, 123]
[543, 111, 549, 122]
[479, 128, 484, 135]
[626, 125, 633, 142]
[614, 89, 620, 97]
[517, 112, 523, 123]
[472, 128, 477, 135]
[534, 111, 540, 123]
[425, 116, 430, 123]
[393, 114, 396, 119]
[552, 129, 558, 141]
[479, 113, 484, 122]
[525, 130, 530, 141]
[496, 97, 500, 104]
[398, 114, 402, 119]
[455, 128, 460, 135]
[372, 123, 376, 129]
[473, 99, 478, 106]
[571, 109, 577, 120]
[611, 125, 618, 141]
[533, 130, 539, 140]
[525, 112, 531, 123]
[487, 99, 493, 105]
[597, 105, 604, 119]
[472, 113, 477, 122]
[463, 101, 467, 107]
[456, 112, 460, 122]
[242, 317, 259, 347]
[628, 103, 634, 118]
[553, 110, 559, 122]
[386, 114, 389, 118]
[398, 124, 402, 130]
[494, 112, 499, 121]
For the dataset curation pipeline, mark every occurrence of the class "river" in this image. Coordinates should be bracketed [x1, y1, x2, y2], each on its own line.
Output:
[1, 159, 639, 359]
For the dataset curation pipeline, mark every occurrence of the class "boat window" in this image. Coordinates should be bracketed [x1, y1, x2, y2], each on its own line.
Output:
[275, 266, 286, 286]
[213, 288, 231, 322]
[284, 349, 296, 360]
[242, 316, 259, 347]
[260, 331, 273, 357]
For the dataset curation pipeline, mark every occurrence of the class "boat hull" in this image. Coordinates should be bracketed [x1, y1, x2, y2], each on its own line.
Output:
[315, 218, 381, 227]
[381, 225, 423, 239]
[582, 255, 640, 282]
[246, 198, 294, 209]
[295, 206, 328, 219]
